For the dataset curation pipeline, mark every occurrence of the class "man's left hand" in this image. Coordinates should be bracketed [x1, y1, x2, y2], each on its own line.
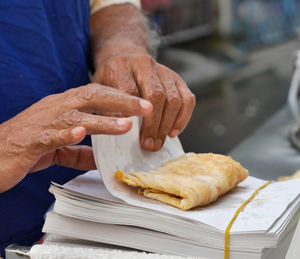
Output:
[93, 46, 196, 152]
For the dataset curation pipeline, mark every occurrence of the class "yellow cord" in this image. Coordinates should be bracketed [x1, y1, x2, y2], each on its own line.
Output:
[224, 180, 273, 259]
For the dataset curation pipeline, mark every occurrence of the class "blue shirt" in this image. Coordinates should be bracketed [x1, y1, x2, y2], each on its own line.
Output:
[0, 0, 91, 256]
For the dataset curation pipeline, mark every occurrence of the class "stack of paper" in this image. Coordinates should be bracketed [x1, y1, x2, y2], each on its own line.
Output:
[44, 170, 300, 259]
[43, 118, 300, 259]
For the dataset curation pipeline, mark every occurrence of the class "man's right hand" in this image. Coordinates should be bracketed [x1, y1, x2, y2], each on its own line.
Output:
[0, 83, 152, 193]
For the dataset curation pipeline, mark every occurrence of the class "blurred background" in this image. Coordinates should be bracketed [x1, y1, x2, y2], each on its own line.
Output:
[142, 0, 300, 154]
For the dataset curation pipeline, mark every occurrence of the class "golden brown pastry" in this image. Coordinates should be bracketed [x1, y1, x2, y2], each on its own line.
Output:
[115, 153, 248, 210]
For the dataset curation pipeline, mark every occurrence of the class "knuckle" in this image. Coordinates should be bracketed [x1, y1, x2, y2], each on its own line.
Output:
[64, 110, 83, 126]
[167, 95, 182, 110]
[126, 87, 139, 96]
[100, 64, 117, 85]
[183, 92, 196, 106]
[53, 110, 82, 128]
[76, 86, 98, 102]
[149, 88, 166, 104]
[142, 54, 154, 63]
[38, 130, 54, 148]
[62, 110, 82, 127]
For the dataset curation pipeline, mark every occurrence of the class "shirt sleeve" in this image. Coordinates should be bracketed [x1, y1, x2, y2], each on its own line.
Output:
[90, 0, 141, 15]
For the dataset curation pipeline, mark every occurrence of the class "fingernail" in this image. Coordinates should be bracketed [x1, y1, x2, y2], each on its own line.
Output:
[71, 127, 84, 138]
[155, 139, 162, 149]
[117, 118, 129, 127]
[169, 129, 180, 138]
[144, 138, 154, 149]
[140, 100, 152, 110]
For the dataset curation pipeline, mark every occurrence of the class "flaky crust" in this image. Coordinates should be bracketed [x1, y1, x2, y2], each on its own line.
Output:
[115, 153, 248, 210]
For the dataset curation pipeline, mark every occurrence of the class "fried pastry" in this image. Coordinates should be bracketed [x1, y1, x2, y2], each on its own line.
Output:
[115, 153, 248, 210]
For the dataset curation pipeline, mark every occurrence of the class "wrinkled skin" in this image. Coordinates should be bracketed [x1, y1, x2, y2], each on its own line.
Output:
[93, 47, 196, 152]
[0, 84, 152, 192]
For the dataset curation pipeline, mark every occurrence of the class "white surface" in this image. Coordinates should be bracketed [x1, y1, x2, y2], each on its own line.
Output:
[30, 235, 188, 259]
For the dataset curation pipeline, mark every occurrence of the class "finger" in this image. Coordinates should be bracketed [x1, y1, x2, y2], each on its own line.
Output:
[54, 145, 96, 171]
[134, 61, 166, 151]
[83, 83, 138, 117]
[30, 145, 96, 173]
[52, 109, 133, 135]
[155, 66, 182, 150]
[92, 71, 140, 117]
[32, 126, 86, 154]
[87, 86, 140, 117]
[169, 76, 196, 138]
[93, 63, 139, 96]
[65, 84, 152, 116]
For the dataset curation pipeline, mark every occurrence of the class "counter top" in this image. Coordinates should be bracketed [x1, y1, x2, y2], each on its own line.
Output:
[229, 105, 300, 180]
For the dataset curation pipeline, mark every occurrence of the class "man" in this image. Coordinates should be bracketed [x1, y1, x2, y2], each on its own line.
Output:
[0, 0, 195, 255]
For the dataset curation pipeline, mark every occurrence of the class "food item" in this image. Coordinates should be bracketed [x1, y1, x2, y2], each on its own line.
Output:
[115, 153, 248, 210]
[278, 170, 300, 182]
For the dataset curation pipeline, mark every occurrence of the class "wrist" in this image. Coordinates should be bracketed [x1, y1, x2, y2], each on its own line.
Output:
[94, 41, 149, 69]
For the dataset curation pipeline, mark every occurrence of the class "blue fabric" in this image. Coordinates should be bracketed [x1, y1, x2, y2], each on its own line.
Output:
[0, 0, 91, 256]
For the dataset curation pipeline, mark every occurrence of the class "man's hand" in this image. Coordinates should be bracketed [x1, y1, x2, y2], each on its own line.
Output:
[93, 48, 195, 152]
[0, 84, 152, 192]
[90, 4, 196, 152]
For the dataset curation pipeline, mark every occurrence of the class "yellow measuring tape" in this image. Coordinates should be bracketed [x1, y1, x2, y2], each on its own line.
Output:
[224, 180, 273, 259]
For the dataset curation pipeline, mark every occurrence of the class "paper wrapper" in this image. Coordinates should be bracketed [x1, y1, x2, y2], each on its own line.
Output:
[92, 116, 185, 208]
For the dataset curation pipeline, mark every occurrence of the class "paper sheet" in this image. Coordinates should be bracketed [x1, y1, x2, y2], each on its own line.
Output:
[62, 170, 300, 233]
[92, 116, 184, 207]
[91, 116, 300, 232]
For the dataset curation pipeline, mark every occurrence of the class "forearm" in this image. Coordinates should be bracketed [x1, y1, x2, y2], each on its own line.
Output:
[90, 3, 150, 68]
